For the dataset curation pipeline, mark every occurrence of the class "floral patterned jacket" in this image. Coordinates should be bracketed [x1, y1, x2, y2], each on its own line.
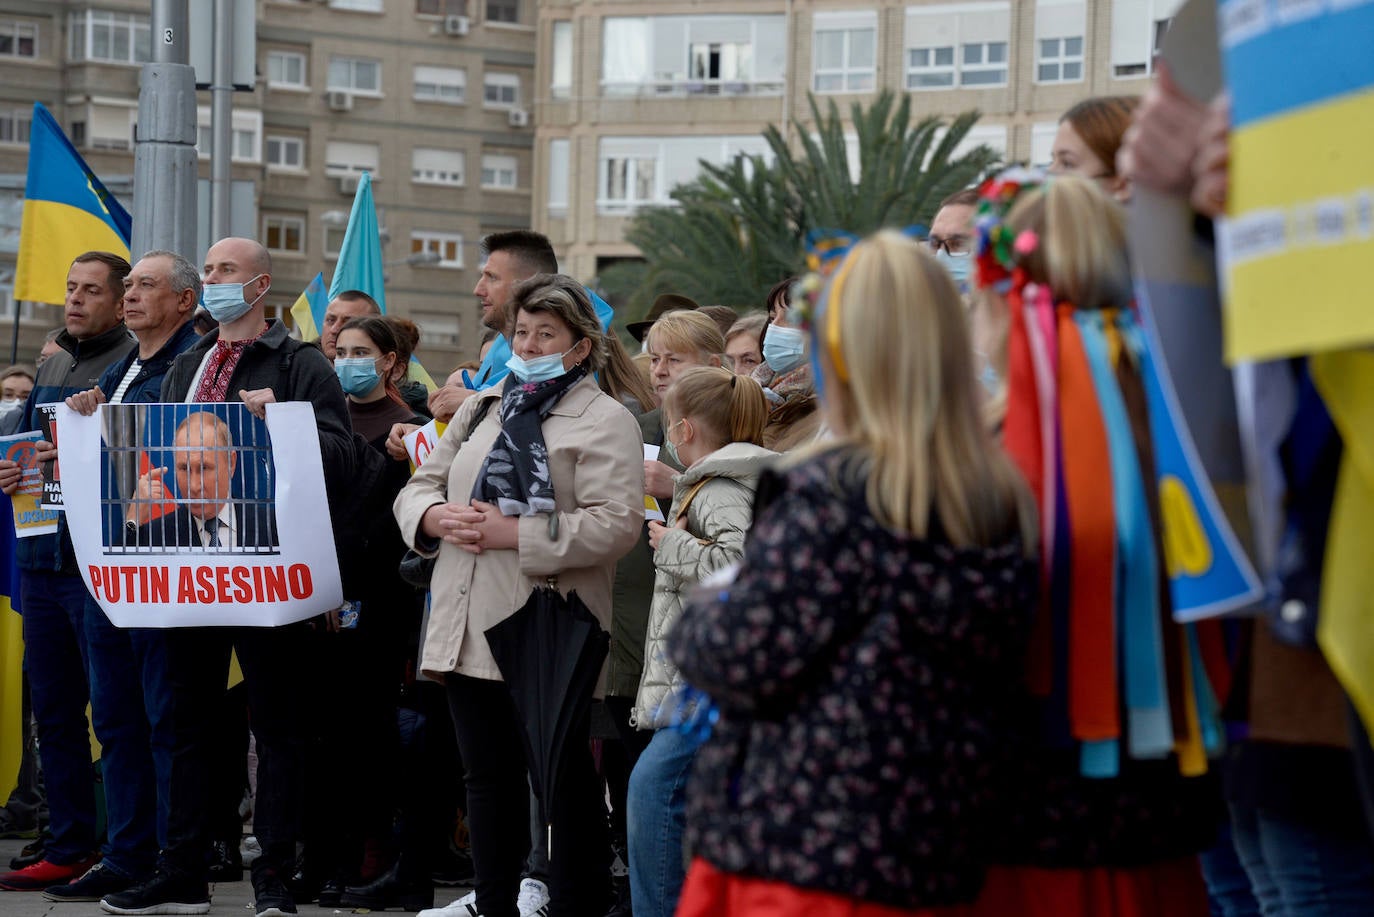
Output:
[669, 447, 1037, 909]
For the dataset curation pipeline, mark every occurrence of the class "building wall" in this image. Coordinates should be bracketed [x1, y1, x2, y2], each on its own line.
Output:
[0, 0, 538, 372]
[532, 0, 1175, 282]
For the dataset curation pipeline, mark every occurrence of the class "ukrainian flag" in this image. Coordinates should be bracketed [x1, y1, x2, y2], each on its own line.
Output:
[15, 102, 132, 304]
[289, 271, 327, 343]
[0, 493, 24, 801]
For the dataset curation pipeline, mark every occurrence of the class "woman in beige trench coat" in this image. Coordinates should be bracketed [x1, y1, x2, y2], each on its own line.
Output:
[394, 274, 644, 917]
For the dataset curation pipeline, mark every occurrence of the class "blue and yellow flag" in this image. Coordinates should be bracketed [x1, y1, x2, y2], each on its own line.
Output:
[0, 492, 24, 801]
[15, 103, 131, 304]
[326, 171, 385, 312]
[289, 272, 327, 343]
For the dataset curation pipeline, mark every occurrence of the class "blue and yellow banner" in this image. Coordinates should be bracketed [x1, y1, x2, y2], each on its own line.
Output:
[326, 171, 385, 312]
[1218, 0, 1374, 360]
[289, 271, 327, 343]
[15, 102, 132, 305]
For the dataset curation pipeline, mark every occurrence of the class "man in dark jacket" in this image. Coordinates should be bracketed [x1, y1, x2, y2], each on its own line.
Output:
[0, 252, 135, 892]
[29, 251, 202, 903]
[101, 237, 354, 917]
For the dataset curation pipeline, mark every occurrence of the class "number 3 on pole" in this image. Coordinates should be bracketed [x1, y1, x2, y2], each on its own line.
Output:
[1159, 475, 1212, 578]
[164, 28, 174, 44]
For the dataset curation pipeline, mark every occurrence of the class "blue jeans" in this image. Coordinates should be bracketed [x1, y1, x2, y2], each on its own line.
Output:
[83, 595, 172, 878]
[19, 571, 97, 864]
[1230, 802, 1374, 916]
[1200, 821, 1261, 917]
[627, 727, 703, 917]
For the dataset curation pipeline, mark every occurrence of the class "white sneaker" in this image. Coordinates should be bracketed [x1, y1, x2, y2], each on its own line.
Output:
[418, 890, 479, 917]
[516, 878, 550, 917]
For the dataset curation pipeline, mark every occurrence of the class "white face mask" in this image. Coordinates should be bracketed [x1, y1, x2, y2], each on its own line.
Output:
[505, 345, 577, 384]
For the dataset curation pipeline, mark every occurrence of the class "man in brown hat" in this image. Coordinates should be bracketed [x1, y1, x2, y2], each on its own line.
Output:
[625, 293, 700, 345]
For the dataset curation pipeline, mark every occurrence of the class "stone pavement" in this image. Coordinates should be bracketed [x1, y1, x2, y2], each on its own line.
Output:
[0, 838, 470, 917]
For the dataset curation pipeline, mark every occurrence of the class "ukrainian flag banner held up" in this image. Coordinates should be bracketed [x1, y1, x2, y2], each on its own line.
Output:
[15, 103, 132, 304]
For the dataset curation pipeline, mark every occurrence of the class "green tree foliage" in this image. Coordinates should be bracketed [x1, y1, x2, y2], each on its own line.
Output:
[605, 90, 1001, 321]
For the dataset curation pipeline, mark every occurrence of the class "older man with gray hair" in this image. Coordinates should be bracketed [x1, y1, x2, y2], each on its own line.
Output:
[34, 250, 203, 903]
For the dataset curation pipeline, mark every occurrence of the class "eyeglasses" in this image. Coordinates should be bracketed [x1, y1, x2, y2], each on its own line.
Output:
[927, 235, 972, 256]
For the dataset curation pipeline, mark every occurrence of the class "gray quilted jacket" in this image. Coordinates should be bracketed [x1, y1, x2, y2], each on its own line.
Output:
[631, 441, 776, 729]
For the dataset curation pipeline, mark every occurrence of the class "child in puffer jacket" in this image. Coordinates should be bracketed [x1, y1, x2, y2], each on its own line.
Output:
[626, 366, 776, 917]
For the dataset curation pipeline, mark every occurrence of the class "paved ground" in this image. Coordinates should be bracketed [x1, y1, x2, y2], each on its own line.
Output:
[0, 838, 471, 917]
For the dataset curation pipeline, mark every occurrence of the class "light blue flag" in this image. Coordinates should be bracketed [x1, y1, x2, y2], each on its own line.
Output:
[327, 171, 385, 312]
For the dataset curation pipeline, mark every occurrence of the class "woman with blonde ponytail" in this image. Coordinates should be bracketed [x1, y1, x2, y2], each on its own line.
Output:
[627, 366, 775, 917]
[669, 232, 1039, 917]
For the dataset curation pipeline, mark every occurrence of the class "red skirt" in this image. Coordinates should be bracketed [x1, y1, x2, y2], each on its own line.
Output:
[676, 859, 975, 917]
[971, 859, 1210, 917]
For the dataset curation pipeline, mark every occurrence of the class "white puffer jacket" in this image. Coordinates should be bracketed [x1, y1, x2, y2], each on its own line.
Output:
[631, 441, 776, 729]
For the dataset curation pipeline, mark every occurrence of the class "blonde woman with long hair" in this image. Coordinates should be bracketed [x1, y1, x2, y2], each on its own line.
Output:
[669, 231, 1038, 917]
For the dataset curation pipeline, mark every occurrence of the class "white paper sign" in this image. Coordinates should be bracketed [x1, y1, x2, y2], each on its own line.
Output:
[404, 418, 445, 470]
[643, 443, 665, 523]
[59, 401, 343, 627]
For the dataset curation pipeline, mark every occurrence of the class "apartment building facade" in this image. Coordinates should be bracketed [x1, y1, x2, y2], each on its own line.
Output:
[532, 0, 1182, 281]
[0, 0, 537, 370]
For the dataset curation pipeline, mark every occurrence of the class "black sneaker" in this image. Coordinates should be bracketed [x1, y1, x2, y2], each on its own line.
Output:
[44, 862, 136, 902]
[250, 863, 297, 917]
[99, 865, 210, 915]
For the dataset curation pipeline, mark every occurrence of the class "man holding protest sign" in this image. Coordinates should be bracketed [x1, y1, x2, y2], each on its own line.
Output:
[0, 252, 135, 892]
[101, 237, 354, 917]
[33, 250, 203, 903]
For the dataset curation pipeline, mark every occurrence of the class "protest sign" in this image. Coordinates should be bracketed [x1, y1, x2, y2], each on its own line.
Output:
[59, 401, 342, 627]
[1218, 0, 1374, 360]
[0, 432, 58, 538]
[404, 418, 448, 471]
[36, 404, 62, 508]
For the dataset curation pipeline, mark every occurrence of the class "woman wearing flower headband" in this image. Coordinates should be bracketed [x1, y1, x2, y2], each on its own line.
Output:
[968, 172, 1218, 916]
[669, 231, 1038, 916]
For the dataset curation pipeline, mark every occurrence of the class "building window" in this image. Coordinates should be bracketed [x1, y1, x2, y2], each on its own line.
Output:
[0, 20, 38, 59]
[327, 56, 382, 95]
[1038, 37, 1082, 82]
[70, 121, 86, 147]
[483, 72, 520, 108]
[904, 4, 1011, 91]
[907, 46, 955, 88]
[194, 107, 262, 163]
[0, 110, 31, 145]
[265, 135, 305, 170]
[548, 138, 570, 216]
[481, 153, 518, 189]
[596, 135, 771, 214]
[486, 0, 518, 24]
[601, 16, 786, 97]
[263, 215, 306, 254]
[325, 140, 380, 177]
[266, 50, 307, 89]
[411, 232, 465, 268]
[323, 224, 347, 258]
[1111, 0, 1183, 78]
[1035, 0, 1085, 83]
[68, 10, 150, 65]
[417, 0, 466, 14]
[329, 0, 384, 11]
[1030, 122, 1058, 166]
[415, 312, 461, 347]
[412, 147, 465, 186]
[551, 21, 572, 98]
[812, 12, 877, 94]
[414, 65, 466, 103]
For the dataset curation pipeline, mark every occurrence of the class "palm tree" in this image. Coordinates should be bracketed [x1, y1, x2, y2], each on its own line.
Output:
[604, 89, 1001, 322]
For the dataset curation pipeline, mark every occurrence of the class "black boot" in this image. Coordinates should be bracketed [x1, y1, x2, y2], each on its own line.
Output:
[339, 859, 434, 913]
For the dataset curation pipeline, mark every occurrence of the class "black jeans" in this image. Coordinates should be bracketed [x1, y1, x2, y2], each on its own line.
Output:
[159, 624, 307, 879]
[446, 674, 609, 917]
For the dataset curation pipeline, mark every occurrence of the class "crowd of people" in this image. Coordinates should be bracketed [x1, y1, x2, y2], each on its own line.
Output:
[0, 63, 1369, 917]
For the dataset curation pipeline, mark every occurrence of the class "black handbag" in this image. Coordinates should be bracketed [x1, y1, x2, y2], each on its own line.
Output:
[398, 397, 495, 590]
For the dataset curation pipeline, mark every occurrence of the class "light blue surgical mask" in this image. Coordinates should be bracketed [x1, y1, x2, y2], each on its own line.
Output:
[936, 249, 972, 290]
[201, 274, 267, 323]
[662, 419, 684, 467]
[506, 346, 576, 384]
[334, 357, 381, 397]
[762, 324, 806, 375]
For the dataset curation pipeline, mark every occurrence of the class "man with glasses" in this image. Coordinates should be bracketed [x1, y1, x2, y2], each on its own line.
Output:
[927, 188, 979, 293]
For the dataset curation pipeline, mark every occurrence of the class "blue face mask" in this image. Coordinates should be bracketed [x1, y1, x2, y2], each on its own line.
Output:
[506, 346, 576, 384]
[662, 419, 684, 467]
[762, 324, 806, 375]
[334, 357, 381, 397]
[936, 249, 972, 290]
[201, 274, 266, 323]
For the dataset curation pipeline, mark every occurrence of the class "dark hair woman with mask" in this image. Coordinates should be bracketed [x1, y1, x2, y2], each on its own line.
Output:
[751, 277, 823, 452]
[394, 274, 644, 917]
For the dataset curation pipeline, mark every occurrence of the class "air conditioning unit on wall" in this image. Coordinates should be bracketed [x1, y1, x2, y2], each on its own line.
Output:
[444, 15, 470, 36]
[508, 108, 529, 127]
[326, 91, 353, 112]
[338, 174, 360, 195]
